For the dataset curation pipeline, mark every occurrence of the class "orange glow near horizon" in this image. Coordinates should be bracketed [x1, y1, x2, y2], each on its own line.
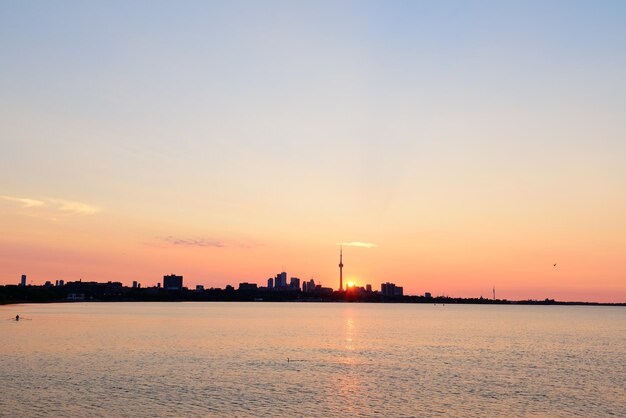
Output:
[0, 207, 625, 302]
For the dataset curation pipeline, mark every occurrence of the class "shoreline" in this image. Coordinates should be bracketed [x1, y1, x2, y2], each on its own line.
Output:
[2, 299, 624, 307]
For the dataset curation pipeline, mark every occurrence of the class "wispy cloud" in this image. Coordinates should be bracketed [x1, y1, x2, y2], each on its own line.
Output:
[340, 242, 378, 248]
[160, 236, 261, 249]
[164, 236, 225, 248]
[1, 195, 45, 208]
[47, 198, 100, 215]
[1, 195, 100, 215]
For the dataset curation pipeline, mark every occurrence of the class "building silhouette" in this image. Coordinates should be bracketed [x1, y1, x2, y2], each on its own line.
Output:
[275, 272, 287, 289]
[303, 279, 316, 293]
[20, 274, 26, 287]
[163, 274, 183, 290]
[238, 282, 258, 291]
[381, 282, 403, 297]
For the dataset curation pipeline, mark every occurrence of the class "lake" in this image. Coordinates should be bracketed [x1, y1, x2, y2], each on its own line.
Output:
[1, 302, 624, 417]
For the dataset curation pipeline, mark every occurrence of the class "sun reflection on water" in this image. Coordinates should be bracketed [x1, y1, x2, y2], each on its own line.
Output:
[345, 317, 354, 349]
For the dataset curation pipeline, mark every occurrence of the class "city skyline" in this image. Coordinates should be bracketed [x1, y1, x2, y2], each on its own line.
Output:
[1, 2, 626, 302]
[1, 244, 615, 303]
[0, 237, 624, 303]
[9, 248, 385, 296]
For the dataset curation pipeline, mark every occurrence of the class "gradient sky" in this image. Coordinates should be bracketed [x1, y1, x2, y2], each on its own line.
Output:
[1, 1, 625, 301]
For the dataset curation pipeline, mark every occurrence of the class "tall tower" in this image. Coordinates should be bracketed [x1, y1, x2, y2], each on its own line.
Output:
[338, 245, 344, 291]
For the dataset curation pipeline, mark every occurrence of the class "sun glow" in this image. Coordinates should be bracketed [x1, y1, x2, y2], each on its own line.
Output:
[347, 281, 355, 288]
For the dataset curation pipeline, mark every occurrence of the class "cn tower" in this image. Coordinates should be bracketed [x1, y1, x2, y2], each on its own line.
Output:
[338, 245, 344, 291]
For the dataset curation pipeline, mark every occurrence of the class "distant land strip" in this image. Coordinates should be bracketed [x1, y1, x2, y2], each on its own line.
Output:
[1, 283, 624, 306]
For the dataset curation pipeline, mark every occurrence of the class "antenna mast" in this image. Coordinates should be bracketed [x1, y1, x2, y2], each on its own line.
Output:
[338, 245, 344, 291]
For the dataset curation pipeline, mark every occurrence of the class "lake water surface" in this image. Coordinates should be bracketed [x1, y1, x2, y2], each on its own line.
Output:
[1, 302, 624, 417]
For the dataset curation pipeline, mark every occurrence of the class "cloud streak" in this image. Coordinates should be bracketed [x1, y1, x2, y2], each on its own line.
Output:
[160, 236, 261, 249]
[163, 236, 225, 248]
[340, 242, 378, 248]
[1, 195, 45, 208]
[47, 198, 100, 214]
[1, 195, 100, 215]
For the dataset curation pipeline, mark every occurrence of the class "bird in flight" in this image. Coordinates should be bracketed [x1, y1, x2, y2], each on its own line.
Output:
[553, 263, 557, 267]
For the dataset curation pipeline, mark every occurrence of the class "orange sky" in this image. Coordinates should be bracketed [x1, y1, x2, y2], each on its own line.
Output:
[1, 2, 625, 302]
[1, 193, 624, 302]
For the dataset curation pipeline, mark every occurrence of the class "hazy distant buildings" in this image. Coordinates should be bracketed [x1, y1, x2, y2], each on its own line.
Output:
[317, 286, 334, 295]
[0, 273, 423, 303]
[163, 274, 183, 290]
[64, 280, 123, 298]
[302, 279, 316, 293]
[381, 282, 403, 297]
[425, 292, 432, 299]
[20, 275, 26, 287]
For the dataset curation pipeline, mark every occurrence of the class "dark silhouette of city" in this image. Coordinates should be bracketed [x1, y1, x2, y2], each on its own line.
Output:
[1, 249, 622, 306]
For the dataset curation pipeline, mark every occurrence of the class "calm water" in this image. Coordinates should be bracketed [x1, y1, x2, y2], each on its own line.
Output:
[1, 303, 624, 417]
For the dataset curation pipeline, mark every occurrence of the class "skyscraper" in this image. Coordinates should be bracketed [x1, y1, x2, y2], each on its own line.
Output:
[338, 246, 344, 291]
[275, 272, 287, 289]
[20, 275, 26, 287]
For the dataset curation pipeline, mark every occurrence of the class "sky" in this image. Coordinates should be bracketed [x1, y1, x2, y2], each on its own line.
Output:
[1, 1, 625, 302]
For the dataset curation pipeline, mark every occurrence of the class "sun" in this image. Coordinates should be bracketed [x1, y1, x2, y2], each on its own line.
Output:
[346, 281, 355, 288]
